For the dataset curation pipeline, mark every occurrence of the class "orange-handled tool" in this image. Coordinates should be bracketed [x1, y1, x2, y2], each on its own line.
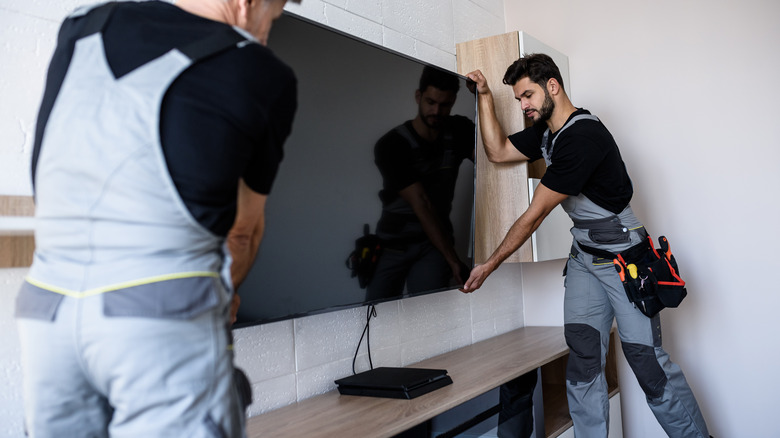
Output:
[659, 236, 672, 259]
[613, 259, 626, 282]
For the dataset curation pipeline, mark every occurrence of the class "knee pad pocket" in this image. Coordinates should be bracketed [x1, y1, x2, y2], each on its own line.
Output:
[564, 323, 602, 384]
[621, 341, 667, 399]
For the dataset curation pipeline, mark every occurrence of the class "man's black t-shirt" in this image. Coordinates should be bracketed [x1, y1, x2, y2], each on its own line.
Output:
[508, 109, 632, 214]
[32, 1, 297, 236]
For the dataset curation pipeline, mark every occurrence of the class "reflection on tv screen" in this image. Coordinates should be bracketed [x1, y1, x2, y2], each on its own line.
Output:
[235, 12, 476, 327]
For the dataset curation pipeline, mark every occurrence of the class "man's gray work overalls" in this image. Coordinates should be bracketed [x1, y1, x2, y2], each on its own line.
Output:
[16, 4, 252, 436]
[546, 114, 710, 437]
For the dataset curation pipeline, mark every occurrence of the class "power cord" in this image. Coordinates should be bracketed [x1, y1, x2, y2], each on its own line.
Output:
[352, 304, 377, 375]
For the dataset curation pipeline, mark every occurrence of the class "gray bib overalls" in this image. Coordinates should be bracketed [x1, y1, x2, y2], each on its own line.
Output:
[19, 4, 255, 319]
[17, 4, 254, 436]
[549, 115, 709, 437]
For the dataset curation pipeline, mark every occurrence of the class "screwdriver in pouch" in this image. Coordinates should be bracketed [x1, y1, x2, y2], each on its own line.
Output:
[627, 264, 638, 279]
[659, 236, 671, 259]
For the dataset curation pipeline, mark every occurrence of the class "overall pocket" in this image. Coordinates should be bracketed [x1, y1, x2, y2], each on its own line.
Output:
[587, 218, 630, 245]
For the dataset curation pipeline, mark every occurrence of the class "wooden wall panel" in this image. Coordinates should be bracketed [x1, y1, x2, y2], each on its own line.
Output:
[456, 33, 533, 263]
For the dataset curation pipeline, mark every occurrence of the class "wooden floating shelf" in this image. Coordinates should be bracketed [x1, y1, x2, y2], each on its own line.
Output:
[0, 195, 35, 268]
[245, 326, 619, 438]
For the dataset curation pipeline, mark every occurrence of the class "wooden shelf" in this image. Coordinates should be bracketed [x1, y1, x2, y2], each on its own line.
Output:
[0, 195, 35, 268]
[0, 235, 35, 268]
[247, 326, 570, 438]
[246, 326, 619, 438]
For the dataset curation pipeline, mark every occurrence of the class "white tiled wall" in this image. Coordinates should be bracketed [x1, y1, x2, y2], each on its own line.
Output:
[0, 0, 509, 433]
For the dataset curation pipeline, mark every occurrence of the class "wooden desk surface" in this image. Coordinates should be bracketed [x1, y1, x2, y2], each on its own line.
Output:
[246, 326, 567, 438]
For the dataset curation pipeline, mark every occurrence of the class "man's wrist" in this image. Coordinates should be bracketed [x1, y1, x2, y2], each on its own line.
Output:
[478, 90, 493, 100]
[481, 257, 499, 274]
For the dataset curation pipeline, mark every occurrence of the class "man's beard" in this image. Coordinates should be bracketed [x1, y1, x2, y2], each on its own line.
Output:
[537, 88, 555, 122]
[420, 110, 443, 129]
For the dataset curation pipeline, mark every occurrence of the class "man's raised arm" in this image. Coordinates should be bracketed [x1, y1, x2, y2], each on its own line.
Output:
[465, 69, 530, 163]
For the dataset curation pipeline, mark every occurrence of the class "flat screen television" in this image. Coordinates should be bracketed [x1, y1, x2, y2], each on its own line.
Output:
[234, 12, 477, 328]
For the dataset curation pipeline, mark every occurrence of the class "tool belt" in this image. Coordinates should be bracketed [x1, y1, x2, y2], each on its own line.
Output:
[346, 224, 382, 289]
[578, 235, 687, 318]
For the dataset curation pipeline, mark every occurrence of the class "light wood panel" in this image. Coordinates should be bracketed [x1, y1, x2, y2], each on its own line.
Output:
[246, 326, 569, 438]
[456, 33, 534, 263]
[0, 195, 35, 268]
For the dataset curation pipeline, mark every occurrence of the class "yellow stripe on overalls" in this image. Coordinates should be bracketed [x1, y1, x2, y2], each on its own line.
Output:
[25, 271, 220, 298]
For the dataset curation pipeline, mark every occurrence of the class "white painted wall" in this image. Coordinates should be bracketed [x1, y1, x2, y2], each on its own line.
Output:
[508, 0, 780, 436]
[0, 1, 513, 436]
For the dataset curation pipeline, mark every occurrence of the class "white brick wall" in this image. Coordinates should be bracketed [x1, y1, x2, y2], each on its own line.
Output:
[0, 0, 509, 434]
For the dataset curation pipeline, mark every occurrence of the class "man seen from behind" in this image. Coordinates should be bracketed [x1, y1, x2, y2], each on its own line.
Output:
[16, 0, 299, 436]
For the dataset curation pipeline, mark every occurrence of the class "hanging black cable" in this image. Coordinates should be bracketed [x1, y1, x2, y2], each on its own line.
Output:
[352, 305, 377, 375]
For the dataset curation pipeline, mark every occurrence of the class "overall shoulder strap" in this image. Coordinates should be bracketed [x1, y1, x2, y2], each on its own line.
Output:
[74, 2, 119, 36]
[551, 114, 600, 148]
[542, 113, 601, 165]
[78, 2, 251, 64]
[394, 123, 421, 150]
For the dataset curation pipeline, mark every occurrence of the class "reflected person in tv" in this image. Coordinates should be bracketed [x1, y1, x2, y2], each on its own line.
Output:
[366, 66, 474, 301]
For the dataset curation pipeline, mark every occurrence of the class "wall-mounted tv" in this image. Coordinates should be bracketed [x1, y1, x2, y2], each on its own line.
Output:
[234, 12, 476, 328]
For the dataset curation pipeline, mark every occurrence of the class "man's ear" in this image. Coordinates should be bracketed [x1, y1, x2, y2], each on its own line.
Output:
[547, 78, 560, 96]
[415, 89, 421, 104]
[237, 0, 251, 23]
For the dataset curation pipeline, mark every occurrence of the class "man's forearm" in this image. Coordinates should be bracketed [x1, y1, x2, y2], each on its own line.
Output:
[482, 210, 539, 272]
[416, 205, 460, 265]
[481, 184, 565, 273]
[477, 91, 508, 161]
[459, 210, 539, 293]
[227, 224, 264, 290]
[398, 182, 464, 281]
[405, 188, 460, 265]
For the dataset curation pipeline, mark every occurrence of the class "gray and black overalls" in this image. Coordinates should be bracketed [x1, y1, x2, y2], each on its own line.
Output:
[548, 114, 709, 437]
[15, 3, 253, 436]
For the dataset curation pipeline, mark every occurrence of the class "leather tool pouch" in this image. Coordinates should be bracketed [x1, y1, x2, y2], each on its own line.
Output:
[579, 235, 687, 318]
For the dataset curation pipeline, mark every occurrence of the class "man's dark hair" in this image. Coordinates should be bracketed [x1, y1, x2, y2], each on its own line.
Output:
[419, 66, 460, 93]
[503, 53, 565, 92]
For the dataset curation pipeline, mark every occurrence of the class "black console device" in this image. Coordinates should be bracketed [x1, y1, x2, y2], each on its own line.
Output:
[335, 367, 453, 399]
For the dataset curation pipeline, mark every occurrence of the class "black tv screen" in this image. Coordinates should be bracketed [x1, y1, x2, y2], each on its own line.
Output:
[234, 12, 476, 327]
